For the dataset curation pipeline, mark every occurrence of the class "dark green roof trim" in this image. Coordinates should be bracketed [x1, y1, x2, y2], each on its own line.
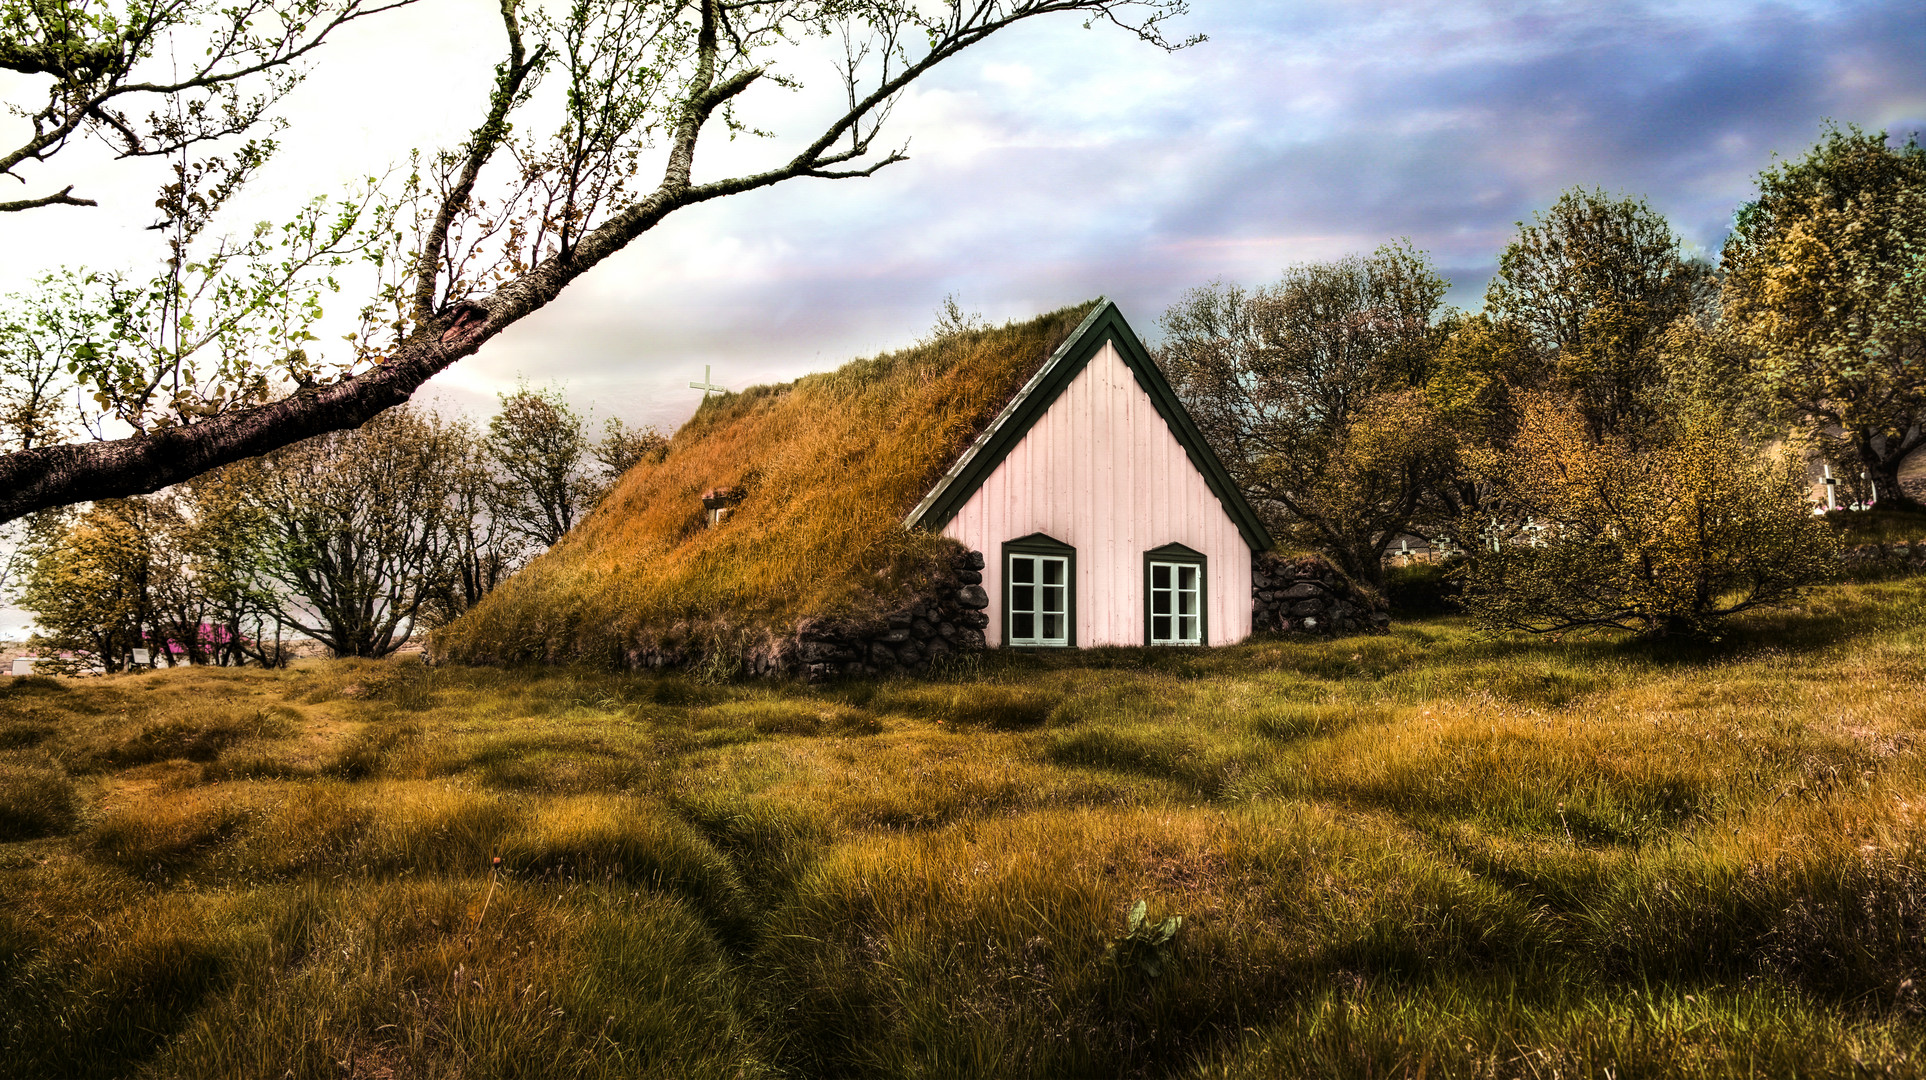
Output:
[905, 300, 1274, 552]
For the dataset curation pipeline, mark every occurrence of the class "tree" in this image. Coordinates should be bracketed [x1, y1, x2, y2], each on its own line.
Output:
[1720, 126, 1926, 512]
[1485, 189, 1709, 444]
[1159, 242, 1453, 586]
[176, 463, 293, 666]
[254, 406, 468, 657]
[488, 385, 595, 549]
[1459, 394, 1837, 639]
[0, 272, 95, 449]
[424, 420, 522, 628]
[0, 0, 410, 211]
[0, 0, 1196, 523]
[592, 416, 669, 480]
[17, 497, 177, 670]
[1416, 312, 1538, 529]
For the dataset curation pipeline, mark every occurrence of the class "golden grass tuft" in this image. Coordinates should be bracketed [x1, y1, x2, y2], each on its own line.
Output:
[436, 302, 1100, 667]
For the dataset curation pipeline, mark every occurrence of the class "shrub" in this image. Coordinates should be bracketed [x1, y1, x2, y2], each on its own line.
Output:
[1461, 396, 1838, 638]
[1381, 560, 1459, 616]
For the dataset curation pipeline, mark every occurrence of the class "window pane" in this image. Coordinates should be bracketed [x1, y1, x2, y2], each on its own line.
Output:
[1042, 614, 1063, 640]
[1179, 565, 1197, 591]
[1013, 613, 1034, 639]
[1152, 564, 1170, 589]
[1012, 557, 1034, 584]
[1153, 615, 1171, 640]
[1014, 586, 1035, 615]
[1043, 558, 1064, 586]
[1042, 585, 1064, 614]
[1178, 589, 1194, 616]
[1179, 616, 1196, 641]
[1152, 591, 1170, 615]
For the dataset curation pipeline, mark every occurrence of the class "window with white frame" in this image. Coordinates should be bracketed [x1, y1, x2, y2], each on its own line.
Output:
[1144, 544, 1206, 645]
[1005, 540, 1073, 647]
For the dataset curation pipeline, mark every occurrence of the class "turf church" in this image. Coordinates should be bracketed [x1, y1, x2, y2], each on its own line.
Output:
[905, 301, 1272, 648]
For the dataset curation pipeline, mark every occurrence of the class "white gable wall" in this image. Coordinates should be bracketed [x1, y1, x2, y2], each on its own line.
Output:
[940, 340, 1254, 647]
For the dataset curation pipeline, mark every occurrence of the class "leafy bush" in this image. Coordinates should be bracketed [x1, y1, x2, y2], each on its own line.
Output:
[1462, 396, 1838, 637]
[1381, 560, 1459, 616]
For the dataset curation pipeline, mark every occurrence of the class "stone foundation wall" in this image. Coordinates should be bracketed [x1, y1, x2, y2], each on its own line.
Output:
[614, 548, 991, 682]
[793, 549, 990, 682]
[1250, 552, 1390, 636]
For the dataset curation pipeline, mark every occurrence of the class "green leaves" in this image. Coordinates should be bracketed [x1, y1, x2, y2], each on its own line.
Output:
[1104, 898, 1183, 979]
[1159, 243, 1455, 585]
[1485, 188, 1706, 445]
[1721, 125, 1926, 508]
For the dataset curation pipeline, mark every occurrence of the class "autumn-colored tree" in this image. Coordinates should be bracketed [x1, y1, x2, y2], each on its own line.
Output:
[1486, 189, 1710, 444]
[1160, 242, 1455, 585]
[17, 498, 178, 670]
[1415, 312, 1539, 529]
[1720, 126, 1926, 511]
[1460, 394, 1836, 638]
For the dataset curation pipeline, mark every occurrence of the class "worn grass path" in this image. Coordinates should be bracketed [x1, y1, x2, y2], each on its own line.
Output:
[4, 577, 1926, 1078]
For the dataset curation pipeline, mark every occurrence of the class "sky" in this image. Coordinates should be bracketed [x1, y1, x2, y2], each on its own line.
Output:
[2, 0, 1925, 636]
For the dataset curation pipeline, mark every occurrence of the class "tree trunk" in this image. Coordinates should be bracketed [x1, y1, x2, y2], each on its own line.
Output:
[1859, 433, 1926, 514]
[1865, 457, 1925, 513]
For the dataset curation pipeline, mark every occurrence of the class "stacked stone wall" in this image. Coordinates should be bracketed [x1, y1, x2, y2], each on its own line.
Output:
[1250, 552, 1390, 636]
[794, 550, 990, 682]
[562, 547, 1395, 681]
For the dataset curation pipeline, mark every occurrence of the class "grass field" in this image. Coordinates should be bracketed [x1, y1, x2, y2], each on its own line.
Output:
[5, 577, 1926, 1078]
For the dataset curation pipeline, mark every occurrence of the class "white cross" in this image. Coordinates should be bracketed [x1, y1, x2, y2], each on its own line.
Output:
[689, 364, 726, 398]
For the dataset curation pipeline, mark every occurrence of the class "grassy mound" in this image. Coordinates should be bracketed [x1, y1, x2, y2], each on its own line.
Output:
[435, 303, 1098, 669]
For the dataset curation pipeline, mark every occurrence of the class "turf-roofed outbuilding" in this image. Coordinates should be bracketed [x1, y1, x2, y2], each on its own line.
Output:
[435, 300, 1275, 677]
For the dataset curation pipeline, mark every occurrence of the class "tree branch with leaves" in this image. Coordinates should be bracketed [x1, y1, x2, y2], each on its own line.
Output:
[0, 0, 416, 211]
[0, 0, 1196, 524]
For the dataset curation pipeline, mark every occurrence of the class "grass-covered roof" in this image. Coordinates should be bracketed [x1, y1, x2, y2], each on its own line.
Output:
[437, 301, 1100, 667]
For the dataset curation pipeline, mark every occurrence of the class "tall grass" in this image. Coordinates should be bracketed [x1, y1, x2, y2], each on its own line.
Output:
[4, 577, 1926, 1075]
[436, 303, 1099, 668]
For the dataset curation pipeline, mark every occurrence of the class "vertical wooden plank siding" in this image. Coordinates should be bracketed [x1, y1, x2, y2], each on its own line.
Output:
[942, 341, 1254, 647]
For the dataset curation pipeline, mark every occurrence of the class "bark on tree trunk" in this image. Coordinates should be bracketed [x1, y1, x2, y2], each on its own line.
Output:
[1865, 456, 1926, 513]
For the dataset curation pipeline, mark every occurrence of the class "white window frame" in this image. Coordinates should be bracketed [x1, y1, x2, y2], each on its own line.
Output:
[1006, 550, 1072, 647]
[1147, 560, 1203, 645]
